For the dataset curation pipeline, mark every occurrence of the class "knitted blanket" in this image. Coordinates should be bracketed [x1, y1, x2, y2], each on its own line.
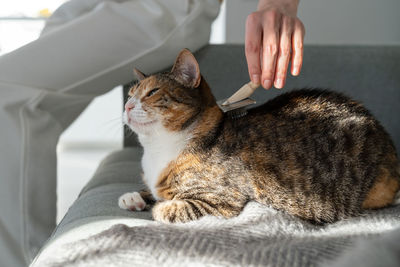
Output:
[32, 202, 400, 267]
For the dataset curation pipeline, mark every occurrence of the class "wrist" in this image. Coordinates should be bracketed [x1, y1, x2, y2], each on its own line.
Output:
[257, 0, 300, 15]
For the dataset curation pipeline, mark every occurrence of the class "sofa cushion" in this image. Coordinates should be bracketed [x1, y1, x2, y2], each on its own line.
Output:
[51, 148, 152, 240]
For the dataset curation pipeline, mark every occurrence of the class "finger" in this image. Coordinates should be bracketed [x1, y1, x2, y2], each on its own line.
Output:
[261, 12, 280, 89]
[291, 19, 305, 76]
[274, 16, 293, 89]
[245, 13, 262, 85]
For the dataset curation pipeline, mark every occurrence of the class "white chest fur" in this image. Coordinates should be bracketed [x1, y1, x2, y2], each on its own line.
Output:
[138, 127, 190, 200]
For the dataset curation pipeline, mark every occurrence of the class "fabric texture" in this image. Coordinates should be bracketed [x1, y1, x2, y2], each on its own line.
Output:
[0, 1, 220, 266]
[31, 149, 400, 267]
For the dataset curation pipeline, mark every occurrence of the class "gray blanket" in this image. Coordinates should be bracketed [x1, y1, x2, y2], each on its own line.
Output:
[32, 201, 400, 267]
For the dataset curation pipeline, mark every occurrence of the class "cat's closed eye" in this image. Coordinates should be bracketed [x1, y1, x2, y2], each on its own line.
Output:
[146, 88, 160, 97]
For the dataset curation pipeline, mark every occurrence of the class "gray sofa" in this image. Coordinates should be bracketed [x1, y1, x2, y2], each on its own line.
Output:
[32, 45, 400, 266]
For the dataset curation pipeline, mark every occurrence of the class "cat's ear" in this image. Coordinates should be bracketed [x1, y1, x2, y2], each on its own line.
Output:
[133, 68, 147, 81]
[171, 49, 201, 88]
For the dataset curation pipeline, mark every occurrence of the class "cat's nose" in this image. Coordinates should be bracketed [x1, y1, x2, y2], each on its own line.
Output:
[125, 101, 135, 112]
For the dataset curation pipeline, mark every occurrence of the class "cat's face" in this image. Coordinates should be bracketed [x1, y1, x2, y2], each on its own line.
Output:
[124, 49, 216, 135]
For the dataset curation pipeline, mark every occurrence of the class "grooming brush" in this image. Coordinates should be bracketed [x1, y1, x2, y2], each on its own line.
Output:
[217, 81, 259, 119]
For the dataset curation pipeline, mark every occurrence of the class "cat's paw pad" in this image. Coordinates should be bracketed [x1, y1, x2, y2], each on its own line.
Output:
[118, 192, 146, 211]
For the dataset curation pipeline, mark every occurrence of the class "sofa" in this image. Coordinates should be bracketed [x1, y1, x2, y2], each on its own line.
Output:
[31, 45, 400, 266]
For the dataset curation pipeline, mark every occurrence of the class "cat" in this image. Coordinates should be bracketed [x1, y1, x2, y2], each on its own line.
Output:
[118, 49, 400, 224]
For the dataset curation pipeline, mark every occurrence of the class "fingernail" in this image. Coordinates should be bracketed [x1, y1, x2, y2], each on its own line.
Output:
[275, 78, 283, 89]
[263, 79, 271, 89]
[292, 67, 299, 76]
[252, 74, 260, 85]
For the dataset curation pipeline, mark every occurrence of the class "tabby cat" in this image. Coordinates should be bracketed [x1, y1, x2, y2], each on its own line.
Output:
[119, 49, 400, 224]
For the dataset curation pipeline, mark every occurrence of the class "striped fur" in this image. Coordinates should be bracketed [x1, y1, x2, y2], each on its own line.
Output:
[122, 49, 400, 224]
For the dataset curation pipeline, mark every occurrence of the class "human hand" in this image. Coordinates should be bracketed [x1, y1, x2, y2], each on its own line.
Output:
[245, 0, 305, 89]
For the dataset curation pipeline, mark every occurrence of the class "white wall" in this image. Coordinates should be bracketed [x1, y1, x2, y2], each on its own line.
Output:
[58, 86, 123, 150]
[225, 0, 400, 45]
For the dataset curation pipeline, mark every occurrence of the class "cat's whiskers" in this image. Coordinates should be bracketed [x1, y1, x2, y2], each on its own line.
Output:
[73, 115, 122, 140]
[103, 117, 124, 128]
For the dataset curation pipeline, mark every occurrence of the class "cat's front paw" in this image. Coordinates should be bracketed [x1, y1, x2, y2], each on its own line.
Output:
[118, 192, 146, 211]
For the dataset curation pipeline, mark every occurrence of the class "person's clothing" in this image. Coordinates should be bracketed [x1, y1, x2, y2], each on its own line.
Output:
[0, 0, 220, 266]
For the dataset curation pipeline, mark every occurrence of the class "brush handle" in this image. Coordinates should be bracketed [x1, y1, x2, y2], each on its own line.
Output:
[222, 81, 259, 106]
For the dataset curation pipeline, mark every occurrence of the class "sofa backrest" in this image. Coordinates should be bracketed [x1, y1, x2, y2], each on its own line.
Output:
[123, 45, 400, 155]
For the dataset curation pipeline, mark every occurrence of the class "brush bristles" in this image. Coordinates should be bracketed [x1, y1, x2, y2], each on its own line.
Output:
[217, 98, 256, 113]
[229, 108, 248, 119]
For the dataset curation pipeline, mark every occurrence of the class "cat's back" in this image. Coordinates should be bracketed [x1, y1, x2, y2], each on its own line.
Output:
[232, 88, 392, 147]
[229, 88, 396, 162]
[215, 89, 399, 222]
[223, 89, 382, 149]
[249, 88, 372, 122]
